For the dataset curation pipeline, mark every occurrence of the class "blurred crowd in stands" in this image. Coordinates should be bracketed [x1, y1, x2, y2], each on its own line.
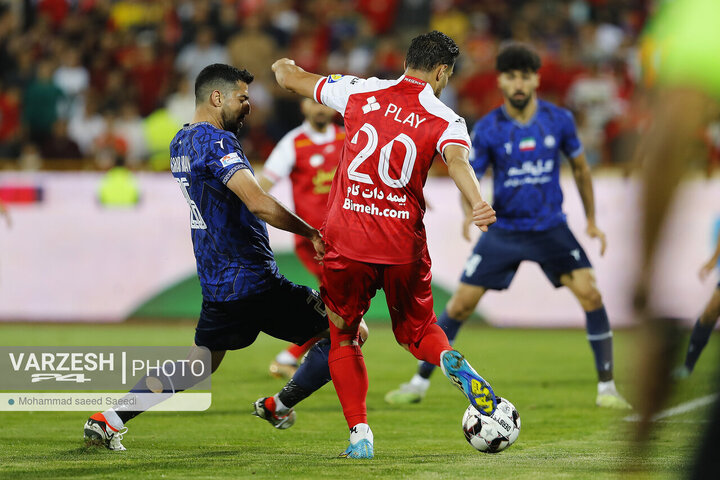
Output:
[0, 0, 717, 172]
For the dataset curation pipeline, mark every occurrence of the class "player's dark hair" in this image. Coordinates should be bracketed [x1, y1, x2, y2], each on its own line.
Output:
[496, 43, 541, 73]
[405, 31, 459, 72]
[194, 64, 254, 104]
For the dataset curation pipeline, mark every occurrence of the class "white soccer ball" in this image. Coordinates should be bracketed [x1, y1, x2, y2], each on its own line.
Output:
[461, 396, 521, 453]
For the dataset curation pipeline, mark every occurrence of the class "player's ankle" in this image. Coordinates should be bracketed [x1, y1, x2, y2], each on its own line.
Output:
[597, 379, 617, 394]
[272, 394, 290, 415]
[101, 408, 124, 431]
[409, 373, 430, 391]
[349, 423, 373, 443]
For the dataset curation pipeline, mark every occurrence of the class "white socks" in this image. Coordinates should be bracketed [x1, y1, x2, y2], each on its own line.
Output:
[102, 408, 124, 430]
[275, 350, 297, 365]
[597, 379, 617, 395]
[409, 373, 431, 392]
[349, 423, 373, 444]
[273, 394, 290, 415]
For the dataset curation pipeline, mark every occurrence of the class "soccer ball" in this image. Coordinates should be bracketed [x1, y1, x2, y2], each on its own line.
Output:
[461, 396, 520, 453]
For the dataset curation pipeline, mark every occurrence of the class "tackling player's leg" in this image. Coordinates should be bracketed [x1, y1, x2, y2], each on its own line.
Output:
[254, 322, 369, 429]
[84, 347, 224, 451]
[560, 267, 631, 409]
[269, 241, 325, 379]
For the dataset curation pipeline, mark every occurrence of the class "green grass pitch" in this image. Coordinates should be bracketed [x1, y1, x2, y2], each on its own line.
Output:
[0, 322, 716, 479]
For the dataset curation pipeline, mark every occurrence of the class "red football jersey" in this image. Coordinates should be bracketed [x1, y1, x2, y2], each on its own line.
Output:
[263, 122, 344, 229]
[314, 74, 471, 264]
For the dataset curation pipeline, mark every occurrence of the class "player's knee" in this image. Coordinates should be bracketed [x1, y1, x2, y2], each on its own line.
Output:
[701, 297, 720, 324]
[579, 287, 603, 311]
[446, 296, 476, 321]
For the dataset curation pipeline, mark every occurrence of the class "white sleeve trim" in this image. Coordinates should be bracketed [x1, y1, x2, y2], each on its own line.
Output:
[262, 130, 298, 181]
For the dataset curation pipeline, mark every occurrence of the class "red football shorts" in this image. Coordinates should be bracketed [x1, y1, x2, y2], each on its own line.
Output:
[295, 236, 323, 279]
[320, 243, 437, 345]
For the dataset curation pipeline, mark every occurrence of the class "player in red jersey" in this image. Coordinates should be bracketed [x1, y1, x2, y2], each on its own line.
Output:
[260, 99, 344, 379]
[272, 31, 498, 458]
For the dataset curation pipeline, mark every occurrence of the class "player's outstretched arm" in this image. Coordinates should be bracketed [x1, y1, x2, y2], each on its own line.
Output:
[226, 169, 324, 258]
[272, 58, 324, 100]
[568, 151, 606, 255]
[257, 175, 275, 192]
[460, 194, 474, 241]
[445, 145, 496, 232]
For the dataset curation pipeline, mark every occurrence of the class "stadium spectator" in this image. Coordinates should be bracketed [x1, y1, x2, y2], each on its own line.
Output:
[0, 84, 22, 157]
[175, 26, 228, 88]
[39, 119, 82, 161]
[0, 0, 679, 171]
[115, 100, 147, 167]
[22, 60, 64, 143]
[53, 46, 89, 119]
[68, 93, 106, 156]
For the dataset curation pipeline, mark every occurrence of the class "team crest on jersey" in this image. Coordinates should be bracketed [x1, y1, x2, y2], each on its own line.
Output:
[309, 154, 324, 167]
[220, 152, 242, 167]
[544, 135, 556, 148]
[362, 96, 380, 114]
[519, 137, 536, 151]
[327, 74, 344, 83]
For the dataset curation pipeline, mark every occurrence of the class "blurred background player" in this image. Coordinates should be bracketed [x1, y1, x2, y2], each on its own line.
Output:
[273, 31, 499, 459]
[259, 98, 345, 379]
[632, 0, 720, 476]
[386, 43, 630, 409]
[83, 64, 330, 450]
[674, 234, 720, 379]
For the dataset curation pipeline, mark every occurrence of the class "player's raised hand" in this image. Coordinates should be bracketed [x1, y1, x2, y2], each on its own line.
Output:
[472, 201, 496, 232]
[310, 230, 325, 262]
[271, 58, 296, 72]
[586, 222, 607, 256]
[699, 256, 719, 281]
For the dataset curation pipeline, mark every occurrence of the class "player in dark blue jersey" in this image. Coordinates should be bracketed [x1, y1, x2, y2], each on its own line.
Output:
[674, 234, 720, 379]
[386, 43, 630, 409]
[83, 64, 364, 450]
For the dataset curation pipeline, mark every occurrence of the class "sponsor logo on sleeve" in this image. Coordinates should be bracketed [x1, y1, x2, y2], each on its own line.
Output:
[220, 152, 242, 167]
[327, 74, 344, 83]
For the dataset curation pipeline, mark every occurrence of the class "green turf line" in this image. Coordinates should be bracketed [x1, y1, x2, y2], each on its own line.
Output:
[129, 252, 475, 322]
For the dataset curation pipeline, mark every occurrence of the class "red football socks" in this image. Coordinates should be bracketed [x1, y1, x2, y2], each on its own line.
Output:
[286, 336, 321, 360]
[328, 322, 368, 428]
[408, 323, 452, 366]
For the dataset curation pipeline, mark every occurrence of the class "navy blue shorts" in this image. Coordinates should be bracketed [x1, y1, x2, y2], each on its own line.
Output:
[460, 223, 592, 290]
[195, 276, 327, 351]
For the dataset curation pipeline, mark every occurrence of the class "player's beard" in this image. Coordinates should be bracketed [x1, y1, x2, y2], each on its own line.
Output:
[310, 117, 330, 131]
[221, 108, 244, 136]
[508, 93, 530, 110]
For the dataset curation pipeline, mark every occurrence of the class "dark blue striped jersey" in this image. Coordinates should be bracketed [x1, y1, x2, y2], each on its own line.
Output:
[470, 100, 583, 231]
[169, 122, 280, 302]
